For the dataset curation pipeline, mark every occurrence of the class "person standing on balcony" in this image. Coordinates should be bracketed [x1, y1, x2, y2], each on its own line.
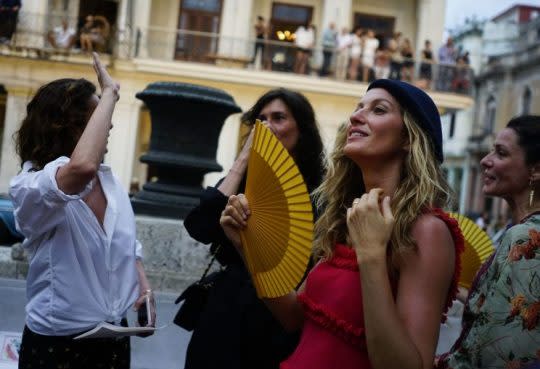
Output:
[387, 31, 402, 80]
[220, 79, 464, 369]
[436, 37, 456, 91]
[293, 23, 315, 75]
[361, 29, 379, 82]
[373, 45, 390, 79]
[0, 0, 21, 44]
[335, 27, 352, 80]
[419, 40, 434, 88]
[251, 16, 267, 69]
[10, 53, 155, 369]
[348, 27, 364, 81]
[319, 22, 337, 77]
[437, 115, 540, 369]
[182, 88, 325, 369]
[400, 38, 414, 82]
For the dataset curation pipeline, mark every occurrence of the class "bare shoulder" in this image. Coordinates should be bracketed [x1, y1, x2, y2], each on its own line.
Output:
[410, 213, 455, 263]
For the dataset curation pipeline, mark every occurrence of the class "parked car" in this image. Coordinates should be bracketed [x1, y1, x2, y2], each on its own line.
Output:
[0, 194, 23, 245]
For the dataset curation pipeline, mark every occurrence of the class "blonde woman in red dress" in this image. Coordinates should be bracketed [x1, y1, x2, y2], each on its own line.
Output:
[221, 79, 463, 369]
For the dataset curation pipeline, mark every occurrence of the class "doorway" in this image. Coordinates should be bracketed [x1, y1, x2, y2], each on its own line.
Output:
[175, 0, 223, 61]
[353, 12, 395, 46]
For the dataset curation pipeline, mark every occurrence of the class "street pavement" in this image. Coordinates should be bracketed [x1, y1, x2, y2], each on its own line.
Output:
[0, 278, 191, 369]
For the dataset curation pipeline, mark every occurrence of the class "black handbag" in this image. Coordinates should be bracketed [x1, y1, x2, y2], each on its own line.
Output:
[173, 246, 222, 331]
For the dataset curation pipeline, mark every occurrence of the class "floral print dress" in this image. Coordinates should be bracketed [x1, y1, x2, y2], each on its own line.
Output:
[437, 212, 540, 369]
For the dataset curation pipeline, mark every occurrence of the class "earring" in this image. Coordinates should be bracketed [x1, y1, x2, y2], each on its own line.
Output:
[530, 179, 535, 208]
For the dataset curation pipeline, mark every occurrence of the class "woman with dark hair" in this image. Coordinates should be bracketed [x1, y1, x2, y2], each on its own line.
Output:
[182, 88, 325, 369]
[437, 115, 540, 369]
[220, 79, 464, 369]
[10, 53, 155, 369]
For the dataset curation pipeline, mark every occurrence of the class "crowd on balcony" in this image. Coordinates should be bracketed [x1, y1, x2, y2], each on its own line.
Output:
[2, 6, 471, 95]
[297, 23, 472, 93]
[249, 17, 472, 94]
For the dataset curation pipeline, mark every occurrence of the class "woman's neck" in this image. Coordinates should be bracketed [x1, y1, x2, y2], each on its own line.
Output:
[359, 160, 402, 198]
[506, 192, 540, 223]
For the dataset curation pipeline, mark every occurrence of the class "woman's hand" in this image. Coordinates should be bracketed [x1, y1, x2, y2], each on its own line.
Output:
[220, 194, 250, 253]
[92, 52, 119, 100]
[347, 188, 394, 263]
[133, 289, 156, 337]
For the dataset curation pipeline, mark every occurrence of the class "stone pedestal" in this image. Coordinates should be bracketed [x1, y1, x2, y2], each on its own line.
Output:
[131, 82, 241, 218]
[135, 215, 216, 293]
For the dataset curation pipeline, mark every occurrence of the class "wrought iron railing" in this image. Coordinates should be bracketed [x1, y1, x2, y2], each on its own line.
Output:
[2, 12, 474, 95]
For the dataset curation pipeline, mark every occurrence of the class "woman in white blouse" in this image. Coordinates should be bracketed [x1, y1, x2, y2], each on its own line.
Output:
[10, 53, 155, 369]
[348, 27, 364, 81]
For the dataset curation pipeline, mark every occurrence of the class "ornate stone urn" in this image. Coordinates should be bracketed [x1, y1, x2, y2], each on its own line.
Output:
[131, 82, 241, 218]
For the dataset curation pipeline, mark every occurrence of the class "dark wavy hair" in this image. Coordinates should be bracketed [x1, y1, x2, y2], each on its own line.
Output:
[15, 78, 96, 170]
[506, 115, 540, 166]
[241, 88, 325, 192]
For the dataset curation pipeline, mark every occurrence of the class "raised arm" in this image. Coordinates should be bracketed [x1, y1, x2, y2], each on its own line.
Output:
[56, 52, 119, 194]
[348, 189, 455, 369]
[220, 193, 305, 332]
[217, 127, 254, 196]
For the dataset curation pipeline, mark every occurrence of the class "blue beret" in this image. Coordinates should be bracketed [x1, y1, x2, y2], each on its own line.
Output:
[367, 79, 444, 163]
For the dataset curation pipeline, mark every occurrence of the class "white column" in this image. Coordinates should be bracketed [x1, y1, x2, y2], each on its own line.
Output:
[115, 0, 132, 59]
[218, 0, 254, 58]
[415, 0, 447, 56]
[16, 0, 48, 48]
[321, 0, 352, 32]
[0, 87, 30, 193]
[104, 99, 142, 190]
[133, 0, 152, 58]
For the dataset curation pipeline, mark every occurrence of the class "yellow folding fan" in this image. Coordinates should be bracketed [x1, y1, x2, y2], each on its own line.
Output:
[240, 120, 313, 298]
[449, 213, 495, 289]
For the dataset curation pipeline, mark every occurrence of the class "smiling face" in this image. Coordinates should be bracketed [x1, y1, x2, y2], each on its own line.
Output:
[257, 98, 300, 153]
[480, 128, 530, 201]
[344, 88, 407, 165]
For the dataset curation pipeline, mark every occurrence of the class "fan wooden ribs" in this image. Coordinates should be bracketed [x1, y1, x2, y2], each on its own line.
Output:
[241, 121, 313, 298]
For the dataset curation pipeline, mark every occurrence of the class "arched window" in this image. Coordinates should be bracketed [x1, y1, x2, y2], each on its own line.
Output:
[522, 87, 532, 115]
[485, 95, 496, 134]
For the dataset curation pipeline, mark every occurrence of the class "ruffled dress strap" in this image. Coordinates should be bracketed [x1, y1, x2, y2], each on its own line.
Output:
[430, 208, 465, 322]
[297, 292, 366, 348]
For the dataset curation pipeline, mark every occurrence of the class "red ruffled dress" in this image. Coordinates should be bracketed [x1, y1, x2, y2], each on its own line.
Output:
[281, 209, 464, 369]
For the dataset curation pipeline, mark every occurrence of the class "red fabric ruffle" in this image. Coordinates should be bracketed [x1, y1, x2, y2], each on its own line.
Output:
[326, 244, 359, 271]
[298, 292, 366, 348]
[430, 208, 465, 323]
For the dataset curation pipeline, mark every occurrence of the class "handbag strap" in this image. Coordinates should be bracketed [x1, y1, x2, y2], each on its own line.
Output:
[199, 244, 221, 281]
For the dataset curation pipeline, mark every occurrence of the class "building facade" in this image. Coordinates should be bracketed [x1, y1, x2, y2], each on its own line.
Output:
[458, 6, 540, 223]
[0, 0, 473, 196]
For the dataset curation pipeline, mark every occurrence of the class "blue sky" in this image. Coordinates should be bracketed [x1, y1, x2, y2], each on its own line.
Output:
[445, 0, 540, 31]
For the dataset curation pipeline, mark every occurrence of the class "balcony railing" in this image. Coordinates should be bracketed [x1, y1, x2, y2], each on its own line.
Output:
[2, 12, 474, 95]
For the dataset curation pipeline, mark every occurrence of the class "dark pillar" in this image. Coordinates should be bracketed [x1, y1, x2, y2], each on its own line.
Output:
[131, 82, 241, 218]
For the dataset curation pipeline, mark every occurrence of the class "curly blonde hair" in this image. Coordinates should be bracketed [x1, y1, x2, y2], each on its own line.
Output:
[312, 111, 453, 270]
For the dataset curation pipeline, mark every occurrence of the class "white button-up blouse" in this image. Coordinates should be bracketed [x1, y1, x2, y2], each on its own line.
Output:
[9, 157, 143, 336]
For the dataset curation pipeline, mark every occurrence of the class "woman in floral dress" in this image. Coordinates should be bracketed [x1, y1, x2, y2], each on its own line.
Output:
[437, 115, 540, 369]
